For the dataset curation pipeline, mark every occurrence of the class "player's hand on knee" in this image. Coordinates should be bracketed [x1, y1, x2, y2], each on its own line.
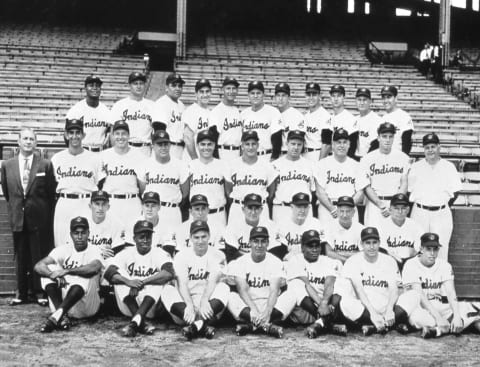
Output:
[199, 300, 214, 320]
[450, 315, 464, 334]
[250, 309, 262, 326]
[56, 276, 67, 288]
[184, 304, 196, 324]
[50, 269, 66, 280]
[370, 311, 385, 330]
[127, 279, 143, 290]
[129, 287, 139, 297]
[317, 303, 331, 317]
[384, 309, 395, 327]
[258, 309, 272, 326]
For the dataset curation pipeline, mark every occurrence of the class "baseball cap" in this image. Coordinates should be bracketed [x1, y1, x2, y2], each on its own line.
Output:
[291, 192, 310, 206]
[377, 122, 396, 135]
[112, 120, 129, 133]
[142, 191, 160, 205]
[133, 220, 154, 234]
[250, 226, 269, 240]
[380, 85, 398, 97]
[190, 220, 210, 235]
[361, 227, 380, 242]
[332, 128, 349, 141]
[84, 75, 102, 85]
[248, 80, 264, 93]
[166, 73, 185, 85]
[222, 76, 239, 88]
[420, 232, 441, 247]
[301, 229, 321, 245]
[128, 72, 146, 84]
[152, 130, 170, 144]
[336, 196, 355, 208]
[275, 82, 290, 96]
[195, 78, 212, 92]
[423, 133, 440, 146]
[196, 129, 216, 143]
[305, 82, 320, 93]
[287, 129, 305, 141]
[70, 216, 89, 231]
[91, 190, 109, 202]
[356, 88, 371, 99]
[243, 193, 263, 207]
[241, 130, 259, 142]
[190, 194, 209, 207]
[330, 84, 345, 96]
[390, 193, 409, 206]
[65, 118, 84, 132]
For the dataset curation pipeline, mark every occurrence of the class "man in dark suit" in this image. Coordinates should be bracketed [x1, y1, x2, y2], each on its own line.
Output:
[1, 128, 56, 305]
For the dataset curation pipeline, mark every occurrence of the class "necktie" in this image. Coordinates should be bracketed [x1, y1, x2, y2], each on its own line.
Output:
[22, 158, 30, 187]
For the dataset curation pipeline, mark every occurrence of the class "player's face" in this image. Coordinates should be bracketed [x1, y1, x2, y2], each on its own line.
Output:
[166, 82, 183, 101]
[70, 227, 89, 251]
[142, 202, 160, 220]
[223, 85, 238, 103]
[362, 238, 380, 260]
[302, 241, 322, 262]
[274, 92, 289, 110]
[18, 129, 36, 155]
[90, 200, 109, 220]
[390, 204, 409, 222]
[286, 138, 304, 159]
[190, 204, 209, 221]
[419, 245, 439, 267]
[382, 95, 397, 112]
[134, 231, 152, 255]
[424, 143, 440, 161]
[153, 141, 171, 159]
[243, 204, 263, 222]
[338, 205, 354, 226]
[306, 92, 321, 109]
[198, 139, 215, 159]
[332, 138, 349, 158]
[113, 129, 129, 149]
[378, 132, 394, 153]
[85, 82, 101, 99]
[248, 89, 264, 108]
[356, 96, 371, 114]
[130, 80, 145, 98]
[241, 139, 259, 158]
[249, 236, 269, 258]
[292, 203, 309, 221]
[191, 230, 210, 256]
[330, 92, 344, 109]
[196, 87, 211, 107]
[65, 128, 84, 148]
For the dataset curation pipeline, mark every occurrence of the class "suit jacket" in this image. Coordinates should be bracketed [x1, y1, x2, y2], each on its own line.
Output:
[1, 152, 56, 232]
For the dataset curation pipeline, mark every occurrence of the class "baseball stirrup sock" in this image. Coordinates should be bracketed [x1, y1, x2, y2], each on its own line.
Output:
[209, 299, 224, 315]
[300, 296, 318, 317]
[60, 285, 85, 312]
[170, 302, 187, 319]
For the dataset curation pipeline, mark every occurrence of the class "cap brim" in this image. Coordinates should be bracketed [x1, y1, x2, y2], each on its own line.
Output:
[143, 200, 160, 204]
[134, 229, 154, 234]
[421, 241, 442, 247]
[191, 201, 209, 207]
[305, 88, 320, 93]
[362, 235, 380, 241]
[303, 238, 321, 244]
[292, 200, 310, 206]
[71, 224, 88, 230]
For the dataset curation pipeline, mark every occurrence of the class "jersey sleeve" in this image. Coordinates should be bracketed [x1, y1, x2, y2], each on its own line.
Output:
[341, 256, 360, 282]
[269, 108, 282, 133]
[65, 102, 79, 120]
[325, 258, 342, 278]
[87, 246, 105, 266]
[447, 163, 462, 195]
[265, 161, 279, 186]
[285, 255, 305, 280]
[268, 256, 286, 279]
[314, 161, 327, 189]
[354, 161, 369, 191]
[178, 160, 190, 184]
[441, 262, 455, 283]
[154, 248, 172, 271]
[182, 106, 196, 132]
[223, 223, 240, 250]
[109, 100, 123, 124]
[48, 246, 67, 265]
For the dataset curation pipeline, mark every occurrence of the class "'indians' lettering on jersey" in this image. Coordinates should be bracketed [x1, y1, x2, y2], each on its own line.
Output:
[190, 174, 224, 186]
[56, 166, 93, 179]
[223, 117, 242, 130]
[231, 173, 268, 187]
[127, 262, 158, 277]
[84, 119, 108, 128]
[306, 126, 318, 134]
[369, 163, 404, 176]
[123, 109, 152, 123]
[145, 172, 180, 185]
[244, 120, 270, 130]
[359, 131, 370, 138]
[170, 110, 181, 124]
[63, 256, 80, 269]
[326, 171, 355, 185]
[103, 163, 136, 177]
[277, 170, 310, 184]
[420, 276, 442, 290]
[361, 274, 389, 288]
[89, 234, 112, 246]
[238, 236, 249, 252]
[188, 266, 210, 281]
[308, 271, 326, 286]
[246, 272, 270, 288]
[285, 232, 301, 248]
[386, 236, 415, 249]
[333, 240, 359, 253]
[195, 117, 208, 131]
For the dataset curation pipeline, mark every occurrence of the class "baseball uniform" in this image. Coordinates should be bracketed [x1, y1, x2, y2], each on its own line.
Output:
[303, 106, 330, 161]
[210, 101, 242, 162]
[328, 109, 358, 135]
[224, 218, 281, 255]
[182, 102, 210, 160]
[162, 219, 225, 252]
[378, 217, 422, 264]
[355, 111, 383, 158]
[278, 216, 324, 258]
[124, 215, 164, 250]
[381, 108, 414, 152]
[156, 94, 186, 159]
[323, 220, 364, 260]
[279, 106, 305, 153]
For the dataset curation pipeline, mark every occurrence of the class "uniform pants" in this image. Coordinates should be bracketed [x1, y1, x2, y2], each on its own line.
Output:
[228, 202, 269, 225]
[158, 206, 182, 229]
[218, 148, 240, 165]
[170, 145, 185, 161]
[364, 199, 390, 228]
[303, 150, 322, 162]
[227, 292, 289, 322]
[109, 197, 142, 226]
[340, 294, 388, 322]
[114, 284, 166, 319]
[54, 197, 90, 247]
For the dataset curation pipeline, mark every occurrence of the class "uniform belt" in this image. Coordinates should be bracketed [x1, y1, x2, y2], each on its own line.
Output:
[306, 147, 321, 152]
[378, 195, 393, 200]
[281, 150, 288, 155]
[160, 201, 178, 208]
[416, 203, 446, 211]
[83, 146, 102, 152]
[274, 202, 290, 207]
[112, 193, 139, 199]
[59, 193, 91, 199]
[170, 141, 185, 147]
[129, 142, 151, 147]
[233, 198, 266, 205]
[431, 295, 449, 304]
[220, 144, 240, 151]
[257, 149, 272, 156]
[209, 206, 225, 214]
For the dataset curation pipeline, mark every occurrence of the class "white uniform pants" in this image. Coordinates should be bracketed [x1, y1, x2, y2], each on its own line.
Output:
[109, 197, 142, 226]
[114, 284, 167, 319]
[54, 197, 90, 247]
[303, 149, 321, 162]
[218, 147, 240, 164]
[364, 198, 390, 228]
[158, 205, 182, 229]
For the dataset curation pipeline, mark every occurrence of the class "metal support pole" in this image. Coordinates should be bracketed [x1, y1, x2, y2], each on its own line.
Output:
[439, 0, 451, 67]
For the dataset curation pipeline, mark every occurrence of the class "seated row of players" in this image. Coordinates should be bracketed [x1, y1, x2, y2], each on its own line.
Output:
[34, 215, 480, 339]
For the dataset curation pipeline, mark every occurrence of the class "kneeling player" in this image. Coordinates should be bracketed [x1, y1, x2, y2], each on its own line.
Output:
[397, 233, 480, 338]
[34, 217, 103, 333]
[104, 220, 174, 337]
[163, 220, 230, 340]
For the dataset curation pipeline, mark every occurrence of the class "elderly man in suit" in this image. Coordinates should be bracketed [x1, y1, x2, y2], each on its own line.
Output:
[1, 128, 56, 305]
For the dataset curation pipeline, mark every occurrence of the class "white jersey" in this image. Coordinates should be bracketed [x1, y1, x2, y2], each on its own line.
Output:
[188, 159, 227, 209]
[99, 147, 144, 194]
[228, 253, 285, 302]
[228, 157, 278, 201]
[156, 94, 186, 143]
[382, 108, 414, 151]
[328, 109, 358, 134]
[224, 218, 281, 254]
[342, 252, 400, 310]
[286, 253, 341, 297]
[110, 97, 159, 143]
[124, 216, 164, 249]
[355, 111, 383, 157]
[280, 106, 305, 151]
[163, 219, 225, 251]
[174, 247, 226, 297]
[87, 215, 125, 251]
[379, 218, 422, 261]
[139, 157, 189, 204]
[278, 217, 324, 255]
[210, 102, 242, 146]
[360, 149, 410, 196]
[272, 156, 315, 204]
[304, 106, 331, 150]
[51, 149, 101, 193]
[324, 221, 364, 259]
[315, 156, 363, 200]
[182, 102, 210, 134]
[241, 104, 282, 151]
[66, 99, 111, 147]
[110, 246, 172, 280]
[408, 158, 462, 206]
[49, 244, 103, 271]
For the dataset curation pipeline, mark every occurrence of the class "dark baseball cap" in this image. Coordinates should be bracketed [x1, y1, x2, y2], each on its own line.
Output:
[112, 120, 129, 133]
[91, 190, 109, 202]
[337, 196, 355, 208]
[248, 80, 264, 93]
[420, 232, 441, 247]
[133, 220, 154, 234]
[250, 226, 269, 239]
[195, 78, 212, 92]
[166, 73, 185, 85]
[65, 118, 84, 132]
[196, 129, 215, 143]
[222, 76, 239, 88]
[152, 130, 170, 144]
[330, 84, 345, 95]
[390, 193, 409, 206]
[380, 85, 398, 97]
[275, 82, 290, 96]
[332, 128, 349, 141]
[190, 220, 210, 235]
[84, 75, 102, 85]
[361, 227, 380, 242]
[241, 130, 259, 142]
[377, 122, 396, 134]
[243, 193, 263, 207]
[70, 216, 89, 231]
[128, 72, 146, 84]
[142, 191, 160, 204]
[423, 133, 440, 146]
[305, 82, 320, 93]
[291, 192, 310, 206]
[356, 88, 371, 99]
[301, 229, 321, 245]
[287, 129, 305, 141]
[190, 194, 209, 207]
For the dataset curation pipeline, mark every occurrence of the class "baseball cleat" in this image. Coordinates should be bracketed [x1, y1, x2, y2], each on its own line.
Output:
[362, 325, 376, 336]
[235, 323, 253, 336]
[396, 323, 411, 335]
[182, 324, 198, 340]
[306, 322, 325, 339]
[264, 324, 284, 338]
[40, 317, 58, 333]
[59, 315, 72, 331]
[122, 321, 138, 338]
[204, 326, 216, 339]
[139, 322, 155, 335]
[331, 323, 348, 337]
[421, 327, 437, 339]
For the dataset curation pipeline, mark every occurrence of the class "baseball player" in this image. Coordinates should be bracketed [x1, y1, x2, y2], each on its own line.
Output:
[408, 133, 461, 260]
[104, 220, 174, 337]
[183, 78, 212, 160]
[354, 88, 383, 160]
[51, 118, 101, 247]
[98, 120, 144, 225]
[226, 226, 287, 338]
[110, 72, 160, 156]
[34, 217, 103, 332]
[139, 130, 189, 229]
[303, 82, 331, 162]
[240, 80, 283, 163]
[320, 84, 358, 159]
[226, 130, 278, 223]
[360, 122, 409, 227]
[315, 128, 364, 226]
[271, 130, 315, 224]
[380, 85, 414, 154]
[162, 220, 230, 339]
[155, 73, 186, 160]
[188, 129, 228, 229]
[396, 233, 480, 338]
[66, 75, 111, 152]
[209, 77, 242, 162]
